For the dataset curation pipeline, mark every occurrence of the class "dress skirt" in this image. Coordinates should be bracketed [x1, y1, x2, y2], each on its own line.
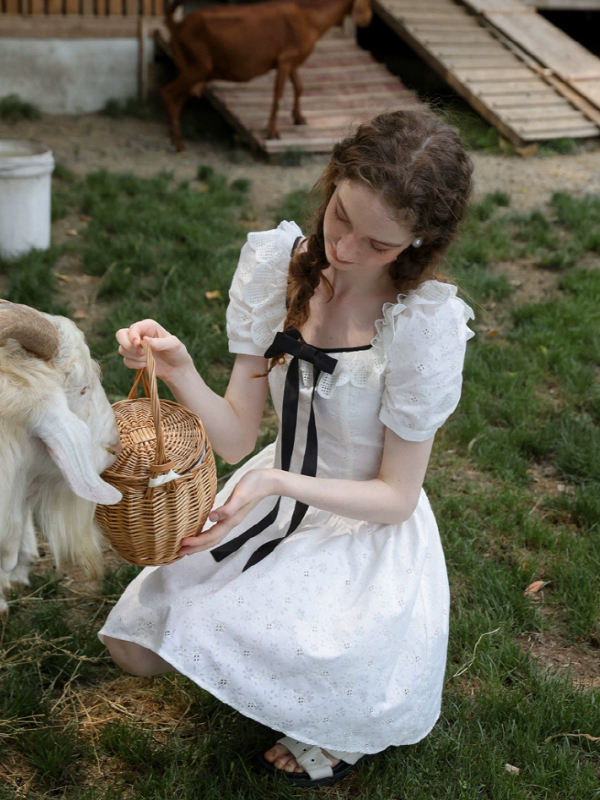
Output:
[99, 443, 450, 754]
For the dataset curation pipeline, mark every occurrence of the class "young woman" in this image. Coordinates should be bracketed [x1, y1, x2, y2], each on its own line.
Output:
[100, 109, 475, 788]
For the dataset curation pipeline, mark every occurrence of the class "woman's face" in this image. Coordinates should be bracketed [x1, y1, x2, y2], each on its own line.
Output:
[323, 180, 414, 279]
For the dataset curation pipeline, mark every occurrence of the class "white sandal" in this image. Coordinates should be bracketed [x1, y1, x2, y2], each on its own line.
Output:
[257, 735, 369, 788]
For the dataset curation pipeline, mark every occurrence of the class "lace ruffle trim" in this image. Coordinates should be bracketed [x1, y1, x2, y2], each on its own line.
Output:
[241, 224, 475, 399]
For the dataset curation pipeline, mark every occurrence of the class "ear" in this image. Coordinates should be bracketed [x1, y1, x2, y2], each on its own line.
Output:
[351, 0, 372, 27]
[32, 394, 122, 506]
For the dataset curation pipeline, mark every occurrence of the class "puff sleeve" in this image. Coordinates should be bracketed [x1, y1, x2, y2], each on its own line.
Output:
[379, 289, 475, 442]
[226, 221, 302, 357]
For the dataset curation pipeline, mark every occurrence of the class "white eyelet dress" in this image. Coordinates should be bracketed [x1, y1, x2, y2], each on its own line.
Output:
[99, 220, 475, 755]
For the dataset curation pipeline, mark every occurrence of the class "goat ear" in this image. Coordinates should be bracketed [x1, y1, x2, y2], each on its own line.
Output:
[32, 396, 122, 506]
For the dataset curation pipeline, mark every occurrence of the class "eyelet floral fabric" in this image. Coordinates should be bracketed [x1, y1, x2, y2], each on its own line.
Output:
[100, 222, 475, 754]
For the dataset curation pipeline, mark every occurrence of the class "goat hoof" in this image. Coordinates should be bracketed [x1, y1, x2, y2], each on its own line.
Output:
[266, 131, 281, 140]
[294, 116, 307, 126]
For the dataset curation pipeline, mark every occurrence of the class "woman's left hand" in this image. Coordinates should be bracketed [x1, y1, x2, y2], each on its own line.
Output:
[177, 469, 278, 557]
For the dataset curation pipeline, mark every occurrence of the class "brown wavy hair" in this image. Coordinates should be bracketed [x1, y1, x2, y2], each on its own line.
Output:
[282, 108, 473, 339]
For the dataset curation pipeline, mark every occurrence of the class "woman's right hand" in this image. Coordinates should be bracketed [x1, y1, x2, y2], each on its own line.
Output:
[115, 319, 193, 383]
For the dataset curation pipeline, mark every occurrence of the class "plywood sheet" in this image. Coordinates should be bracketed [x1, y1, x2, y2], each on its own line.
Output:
[485, 11, 600, 81]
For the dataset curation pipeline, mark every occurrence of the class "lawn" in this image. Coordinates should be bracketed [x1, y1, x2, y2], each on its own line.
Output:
[0, 167, 599, 799]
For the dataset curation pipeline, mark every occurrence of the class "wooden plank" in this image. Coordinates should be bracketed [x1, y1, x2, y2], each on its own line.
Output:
[414, 31, 498, 42]
[64, 0, 79, 13]
[445, 56, 520, 67]
[452, 67, 534, 81]
[489, 94, 575, 107]
[216, 93, 409, 111]
[298, 54, 377, 68]
[501, 106, 587, 121]
[153, 0, 164, 15]
[429, 43, 509, 55]
[465, 79, 554, 94]
[125, 0, 137, 15]
[569, 79, 600, 109]
[213, 73, 393, 89]
[141, 0, 151, 14]
[514, 124, 599, 137]
[81, 0, 94, 13]
[47, 0, 63, 13]
[392, 10, 468, 19]
[108, 0, 121, 14]
[4, 0, 20, 11]
[462, 0, 533, 11]
[29, 0, 45, 13]
[530, 0, 600, 7]
[409, 23, 483, 32]
[485, 11, 600, 81]
[298, 62, 385, 74]
[512, 116, 599, 133]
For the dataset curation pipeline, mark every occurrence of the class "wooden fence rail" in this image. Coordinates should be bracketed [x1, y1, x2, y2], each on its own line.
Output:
[0, 0, 164, 14]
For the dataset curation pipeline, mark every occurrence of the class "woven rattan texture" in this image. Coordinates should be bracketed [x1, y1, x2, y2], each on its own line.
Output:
[95, 345, 217, 566]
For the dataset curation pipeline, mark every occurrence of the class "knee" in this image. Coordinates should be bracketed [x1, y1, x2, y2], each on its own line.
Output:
[103, 635, 153, 677]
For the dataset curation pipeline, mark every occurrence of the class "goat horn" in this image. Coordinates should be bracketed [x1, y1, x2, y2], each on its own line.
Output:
[0, 300, 60, 361]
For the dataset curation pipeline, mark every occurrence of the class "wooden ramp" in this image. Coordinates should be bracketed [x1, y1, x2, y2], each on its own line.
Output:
[204, 27, 420, 156]
[463, 0, 600, 110]
[373, 0, 600, 146]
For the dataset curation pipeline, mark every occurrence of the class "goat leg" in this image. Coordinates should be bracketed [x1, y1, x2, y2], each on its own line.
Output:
[290, 68, 307, 127]
[268, 61, 293, 140]
[161, 75, 204, 153]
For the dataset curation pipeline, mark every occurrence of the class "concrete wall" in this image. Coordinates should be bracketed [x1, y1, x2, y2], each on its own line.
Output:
[0, 38, 154, 114]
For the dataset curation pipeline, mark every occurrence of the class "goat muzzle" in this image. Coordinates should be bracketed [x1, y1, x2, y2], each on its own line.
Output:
[0, 300, 60, 361]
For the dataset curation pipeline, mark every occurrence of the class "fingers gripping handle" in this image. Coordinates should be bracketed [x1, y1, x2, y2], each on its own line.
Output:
[128, 340, 175, 477]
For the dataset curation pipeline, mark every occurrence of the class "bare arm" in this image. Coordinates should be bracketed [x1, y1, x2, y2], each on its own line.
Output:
[179, 428, 434, 555]
[116, 319, 268, 464]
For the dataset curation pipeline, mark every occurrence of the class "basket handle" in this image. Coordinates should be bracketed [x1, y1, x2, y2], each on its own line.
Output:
[128, 341, 175, 476]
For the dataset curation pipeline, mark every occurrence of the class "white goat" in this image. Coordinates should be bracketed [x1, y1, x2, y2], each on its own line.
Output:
[0, 300, 122, 612]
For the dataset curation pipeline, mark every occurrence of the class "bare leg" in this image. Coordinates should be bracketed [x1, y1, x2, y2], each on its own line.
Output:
[104, 635, 178, 677]
[290, 68, 307, 126]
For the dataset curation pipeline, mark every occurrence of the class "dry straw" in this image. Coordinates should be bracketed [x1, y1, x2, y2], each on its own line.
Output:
[95, 342, 217, 566]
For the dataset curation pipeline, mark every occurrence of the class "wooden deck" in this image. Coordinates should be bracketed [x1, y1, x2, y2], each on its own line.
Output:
[204, 27, 421, 155]
[373, 0, 600, 145]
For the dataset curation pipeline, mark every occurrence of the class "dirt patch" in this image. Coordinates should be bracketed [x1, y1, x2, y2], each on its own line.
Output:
[1, 112, 599, 230]
[517, 631, 600, 690]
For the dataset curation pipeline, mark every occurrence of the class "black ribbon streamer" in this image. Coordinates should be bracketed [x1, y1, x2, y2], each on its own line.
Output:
[211, 328, 338, 571]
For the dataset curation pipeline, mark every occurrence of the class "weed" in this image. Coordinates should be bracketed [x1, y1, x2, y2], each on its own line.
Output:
[54, 163, 76, 183]
[0, 93, 41, 123]
[229, 177, 251, 193]
[197, 164, 214, 182]
[274, 187, 320, 230]
[278, 148, 303, 167]
[538, 137, 578, 156]
[19, 726, 79, 786]
[102, 97, 159, 121]
[0, 246, 69, 314]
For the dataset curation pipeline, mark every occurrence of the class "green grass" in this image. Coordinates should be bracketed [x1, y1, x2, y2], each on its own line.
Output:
[0, 93, 41, 123]
[2, 177, 600, 798]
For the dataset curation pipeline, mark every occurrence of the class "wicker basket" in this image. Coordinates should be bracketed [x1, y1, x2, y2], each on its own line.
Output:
[95, 342, 217, 566]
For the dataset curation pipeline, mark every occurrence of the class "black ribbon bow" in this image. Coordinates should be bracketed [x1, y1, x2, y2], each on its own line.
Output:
[211, 328, 338, 571]
[264, 328, 338, 374]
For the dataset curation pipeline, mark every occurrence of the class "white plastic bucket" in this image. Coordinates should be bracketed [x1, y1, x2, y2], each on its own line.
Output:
[0, 140, 55, 260]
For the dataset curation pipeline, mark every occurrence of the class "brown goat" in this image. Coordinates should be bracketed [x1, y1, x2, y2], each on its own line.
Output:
[162, 0, 373, 152]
